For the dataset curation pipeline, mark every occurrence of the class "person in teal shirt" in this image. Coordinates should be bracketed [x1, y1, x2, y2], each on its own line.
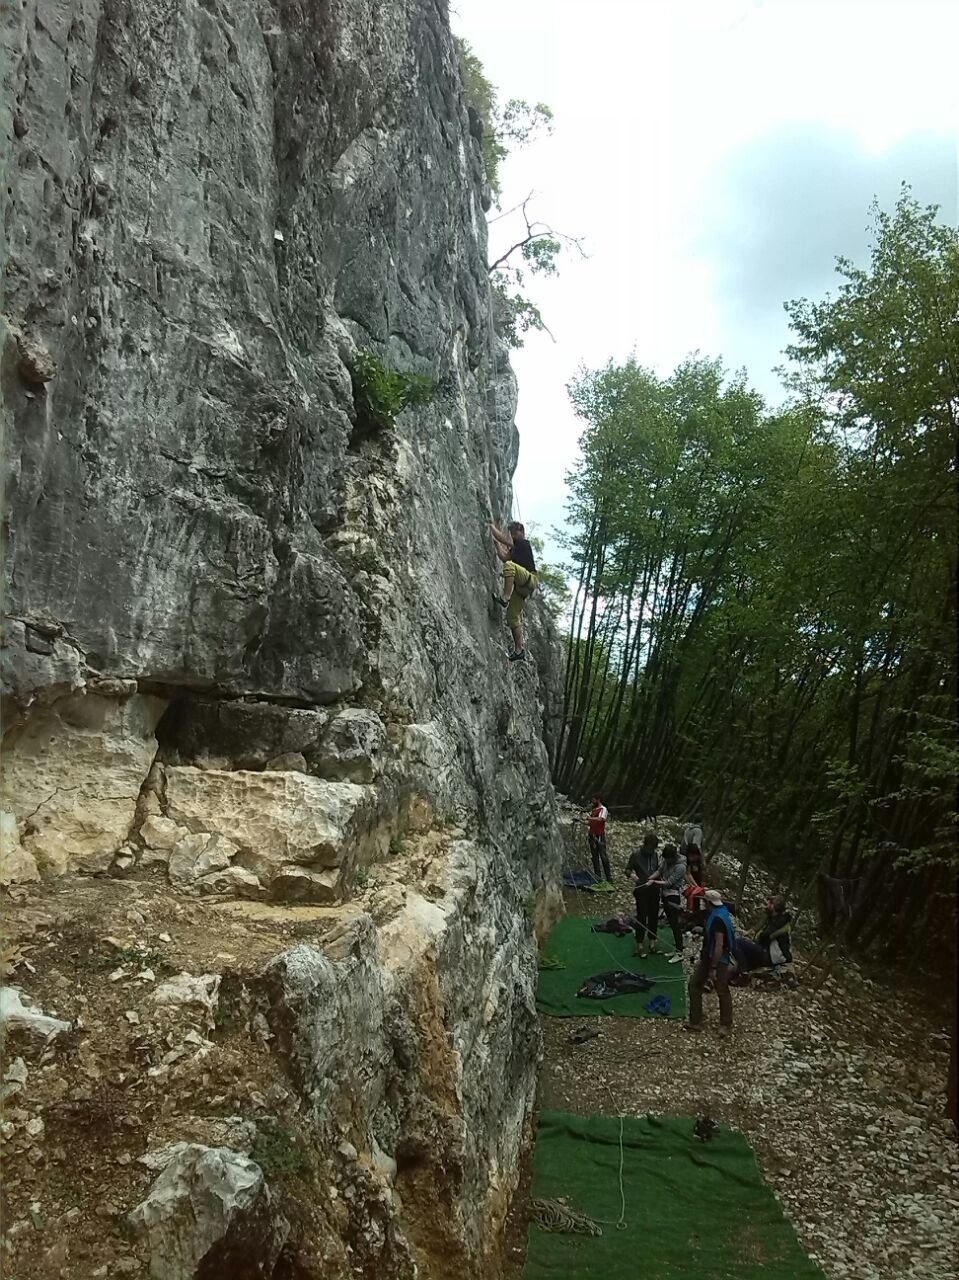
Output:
[685, 889, 736, 1036]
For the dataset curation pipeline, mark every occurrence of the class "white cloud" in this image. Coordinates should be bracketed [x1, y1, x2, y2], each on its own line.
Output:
[452, 0, 959, 556]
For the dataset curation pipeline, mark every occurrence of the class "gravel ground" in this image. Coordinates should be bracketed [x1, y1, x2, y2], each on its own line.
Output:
[512, 818, 958, 1280]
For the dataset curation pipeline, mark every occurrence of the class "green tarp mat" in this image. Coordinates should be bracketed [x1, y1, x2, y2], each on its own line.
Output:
[524, 1111, 827, 1279]
[537, 915, 687, 1018]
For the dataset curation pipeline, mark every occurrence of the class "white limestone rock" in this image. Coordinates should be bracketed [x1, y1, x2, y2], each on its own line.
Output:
[0, 692, 165, 877]
[152, 973, 221, 1020]
[196, 866, 265, 898]
[140, 815, 187, 853]
[128, 1144, 288, 1279]
[0, 810, 40, 885]
[0, 987, 71, 1039]
[164, 766, 382, 873]
[168, 833, 238, 888]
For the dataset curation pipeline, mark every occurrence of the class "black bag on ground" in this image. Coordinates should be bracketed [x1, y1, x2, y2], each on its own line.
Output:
[577, 970, 654, 999]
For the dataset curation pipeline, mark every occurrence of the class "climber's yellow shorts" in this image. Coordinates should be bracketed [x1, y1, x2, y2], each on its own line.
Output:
[504, 562, 537, 626]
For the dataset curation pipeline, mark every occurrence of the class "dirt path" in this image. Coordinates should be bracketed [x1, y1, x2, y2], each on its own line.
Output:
[505, 825, 958, 1280]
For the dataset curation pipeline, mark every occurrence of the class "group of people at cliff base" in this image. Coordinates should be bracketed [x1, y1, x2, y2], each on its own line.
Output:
[583, 801, 794, 1036]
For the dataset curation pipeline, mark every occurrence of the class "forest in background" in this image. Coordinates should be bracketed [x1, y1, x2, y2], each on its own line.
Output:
[554, 192, 957, 970]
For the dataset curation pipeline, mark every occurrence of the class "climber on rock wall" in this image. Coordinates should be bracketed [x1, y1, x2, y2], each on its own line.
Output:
[489, 520, 538, 662]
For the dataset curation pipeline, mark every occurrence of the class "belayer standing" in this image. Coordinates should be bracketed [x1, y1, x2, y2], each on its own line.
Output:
[647, 843, 687, 963]
[489, 520, 538, 662]
[626, 832, 661, 956]
[584, 795, 612, 884]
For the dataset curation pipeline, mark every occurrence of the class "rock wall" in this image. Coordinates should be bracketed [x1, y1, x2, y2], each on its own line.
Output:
[1, 1, 563, 1274]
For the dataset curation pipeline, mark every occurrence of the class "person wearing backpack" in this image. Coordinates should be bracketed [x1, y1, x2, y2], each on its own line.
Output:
[685, 889, 736, 1036]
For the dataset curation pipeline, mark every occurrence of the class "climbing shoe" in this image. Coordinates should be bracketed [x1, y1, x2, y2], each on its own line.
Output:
[569, 1024, 600, 1045]
[668, 953, 684, 964]
[508, 649, 527, 662]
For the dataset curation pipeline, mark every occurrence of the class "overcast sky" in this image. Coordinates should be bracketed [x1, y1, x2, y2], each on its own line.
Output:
[451, 0, 959, 556]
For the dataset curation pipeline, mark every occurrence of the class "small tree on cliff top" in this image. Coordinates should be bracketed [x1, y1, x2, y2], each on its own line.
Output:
[455, 38, 583, 346]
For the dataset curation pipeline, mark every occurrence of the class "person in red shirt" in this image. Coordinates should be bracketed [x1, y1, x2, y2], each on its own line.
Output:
[585, 795, 612, 883]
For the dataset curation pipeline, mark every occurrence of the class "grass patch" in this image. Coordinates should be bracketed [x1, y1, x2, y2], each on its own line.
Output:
[253, 1121, 313, 1180]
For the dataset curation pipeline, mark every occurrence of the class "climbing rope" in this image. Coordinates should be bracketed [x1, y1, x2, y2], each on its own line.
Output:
[530, 1112, 627, 1235]
[485, 269, 521, 526]
[603, 1111, 629, 1232]
[530, 1198, 603, 1236]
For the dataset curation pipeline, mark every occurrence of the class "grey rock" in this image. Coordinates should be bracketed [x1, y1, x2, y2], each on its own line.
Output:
[313, 707, 386, 782]
[264, 751, 308, 773]
[467, 105, 484, 141]
[1, 0, 565, 1271]
[196, 866, 265, 899]
[87, 677, 138, 697]
[128, 1144, 288, 1280]
[24, 625, 55, 656]
[1, 620, 85, 720]
[15, 332, 56, 386]
[269, 866, 340, 904]
[159, 699, 328, 770]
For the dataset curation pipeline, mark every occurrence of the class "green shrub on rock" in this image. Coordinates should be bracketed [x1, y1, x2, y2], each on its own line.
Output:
[349, 349, 436, 434]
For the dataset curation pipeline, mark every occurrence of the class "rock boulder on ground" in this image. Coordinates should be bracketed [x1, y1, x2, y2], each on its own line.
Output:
[128, 1144, 288, 1280]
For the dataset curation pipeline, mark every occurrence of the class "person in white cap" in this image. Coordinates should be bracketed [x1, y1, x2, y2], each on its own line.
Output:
[685, 888, 736, 1036]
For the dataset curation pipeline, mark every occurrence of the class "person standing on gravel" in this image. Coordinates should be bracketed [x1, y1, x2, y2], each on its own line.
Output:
[584, 795, 612, 884]
[685, 888, 736, 1036]
[681, 820, 704, 858]
[626, 832, 660, 955]
[647, 843, 687, 962]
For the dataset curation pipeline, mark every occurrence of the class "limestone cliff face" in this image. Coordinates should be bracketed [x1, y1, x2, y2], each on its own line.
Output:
[1, 1, 562, 1275]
